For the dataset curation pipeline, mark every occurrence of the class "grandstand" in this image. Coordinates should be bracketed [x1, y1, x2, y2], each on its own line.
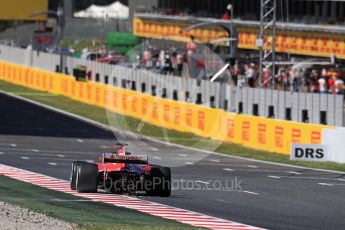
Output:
[133, 0, 345, 60]
[157, 0, 345, 24]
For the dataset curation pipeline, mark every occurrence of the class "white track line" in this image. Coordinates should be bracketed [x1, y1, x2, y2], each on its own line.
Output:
[318, 183, 333, 186]
[248, 165, 258, 168]
[214, 199, 232, 204]
[243, 190, 260, 195]
[20, 156, 29, 160]
[286, 171, 302, 175]
[223, 168, 234, 172]
[210, 159, 220, 163]
[267, 175, 280, 179]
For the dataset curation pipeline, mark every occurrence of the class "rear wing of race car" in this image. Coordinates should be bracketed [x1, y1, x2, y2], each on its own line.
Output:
[102, 153, 149, 165]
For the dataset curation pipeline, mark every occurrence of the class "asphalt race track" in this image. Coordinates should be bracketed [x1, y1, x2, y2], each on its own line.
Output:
[0, 92, 345, 230]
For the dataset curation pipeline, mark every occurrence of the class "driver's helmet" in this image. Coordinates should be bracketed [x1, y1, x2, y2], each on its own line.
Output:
[117, 147, 126, 155]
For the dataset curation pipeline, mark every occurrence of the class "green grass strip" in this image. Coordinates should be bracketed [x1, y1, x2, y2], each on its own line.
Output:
[0, 175, 198, 230]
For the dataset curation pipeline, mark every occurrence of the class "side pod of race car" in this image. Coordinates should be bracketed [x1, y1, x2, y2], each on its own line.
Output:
[69, 144, 171, 197]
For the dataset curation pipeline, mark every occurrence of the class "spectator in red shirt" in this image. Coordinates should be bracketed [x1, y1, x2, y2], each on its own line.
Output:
[222, 12, 230, 20]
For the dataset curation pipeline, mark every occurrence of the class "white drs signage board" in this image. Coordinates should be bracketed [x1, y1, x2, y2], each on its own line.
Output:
[290, 144, 329, 162]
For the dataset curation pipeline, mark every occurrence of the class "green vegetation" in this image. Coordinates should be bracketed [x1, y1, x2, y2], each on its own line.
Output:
[106, 32, 142, 54]
[0, 175, 197, 230]
[1, 79, 345, 172]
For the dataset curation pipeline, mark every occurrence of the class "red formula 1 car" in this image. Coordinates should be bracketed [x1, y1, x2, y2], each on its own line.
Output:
[70, 143, 171, 196]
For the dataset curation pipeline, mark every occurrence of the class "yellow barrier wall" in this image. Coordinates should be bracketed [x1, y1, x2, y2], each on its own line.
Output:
[0, 61, 332, 155]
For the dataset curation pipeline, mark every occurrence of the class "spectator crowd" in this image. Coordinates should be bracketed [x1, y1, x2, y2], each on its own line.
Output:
[136, 44, 345, 95]
[230, 63, 345, 95]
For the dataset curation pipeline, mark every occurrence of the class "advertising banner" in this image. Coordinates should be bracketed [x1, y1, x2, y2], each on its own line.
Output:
[0, 0, 48, 21]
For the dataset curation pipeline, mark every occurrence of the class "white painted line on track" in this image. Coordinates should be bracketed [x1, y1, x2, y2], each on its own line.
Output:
[318, 183, 333, 186]
[195, 180, 210, 185]
[223, 168, 234, 172]
[153, 156, 162, 160]
[21, 156, 29, 160]
[214, 199, 231, 204]
[185, 162, 194, 165]
[267, 175, 280, 179]
[0, 148, 96, 155]
[76, 139, 84, 143]
[178, 154, 187, 157]
[286, 171, 302, 175]
[32, 149, 40, 152]
[10, 144, 17, 147]
[243, 190, 260, 195]
[337, 178, 345, 182]
[150, 147, 159, 151]
[270, 176, 340, 181]
[48, 162, 57, 166]
[210, 159, 220, 163]
[57, 154, 65, 158]
[0, 152, 4, 155]
[248, 165, 258, 168]
[86, 160, 95, 163]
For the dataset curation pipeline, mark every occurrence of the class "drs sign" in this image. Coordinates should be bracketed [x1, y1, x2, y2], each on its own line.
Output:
[291, 144, 329, 162]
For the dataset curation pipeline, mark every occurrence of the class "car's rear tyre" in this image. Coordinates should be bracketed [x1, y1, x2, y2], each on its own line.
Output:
[76, 162, 98, 193]
[159, 167, 171, 197]
[70, 161, 85, 190]
[148, 166, 171, 197]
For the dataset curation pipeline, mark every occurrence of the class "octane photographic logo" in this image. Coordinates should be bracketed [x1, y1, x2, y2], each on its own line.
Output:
[102, 175, 242, 193]
[106, 38, 231, 167]
[171, 177, 243, 192]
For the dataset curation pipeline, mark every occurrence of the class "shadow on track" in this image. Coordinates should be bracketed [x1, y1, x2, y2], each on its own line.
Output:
[0, 93, 115, 139]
